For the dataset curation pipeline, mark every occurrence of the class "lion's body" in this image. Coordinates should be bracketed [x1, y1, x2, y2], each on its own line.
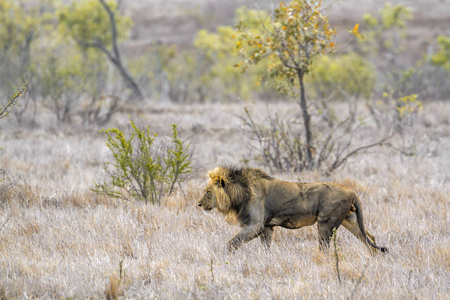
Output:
[198, 166, 388, 254]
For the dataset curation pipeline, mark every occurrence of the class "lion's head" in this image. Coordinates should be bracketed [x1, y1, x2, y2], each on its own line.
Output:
[197, 167, 232, 213]
[197, 166, 271, 215]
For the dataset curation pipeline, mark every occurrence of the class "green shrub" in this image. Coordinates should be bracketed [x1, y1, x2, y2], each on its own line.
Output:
[368, 92, 422, 135]
[358, 3, 413, 56]
[431, 35, 450, 71]
[193, 6, 279, 101]
[93, 119, 191, 204]
[308, 53, 376, 100]
[1, 83, 28, 198]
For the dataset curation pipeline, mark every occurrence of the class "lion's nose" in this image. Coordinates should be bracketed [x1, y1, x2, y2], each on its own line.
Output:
[198, 202, 202, 207]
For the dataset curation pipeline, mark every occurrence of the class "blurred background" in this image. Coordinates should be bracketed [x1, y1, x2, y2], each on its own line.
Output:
[1, 0, 449, 129]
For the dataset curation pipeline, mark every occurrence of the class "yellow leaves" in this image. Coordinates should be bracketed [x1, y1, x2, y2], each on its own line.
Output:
[351, 23, 361, 37]
[235, 0, 335, 91]
[380, 93, 423, 119]
[398, 94, 423, 117]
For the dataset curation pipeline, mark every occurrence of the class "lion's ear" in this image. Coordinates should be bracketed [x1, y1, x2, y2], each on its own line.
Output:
[219, 177, 226, 189]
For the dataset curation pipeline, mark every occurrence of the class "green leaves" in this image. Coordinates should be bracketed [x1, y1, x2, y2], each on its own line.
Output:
[57, 0, 132, 48]
[165, 124, 192, 195]
[396, 94, 422, 119]
[235, 0, 335, 97]
[359, 3, 413, 54]
[0, 83, 28, 121]
[93, 118, 192, 204]
[380, 3, 413, 29]
[308, 53, 376, 100]
[431, 35, 450, 70]
[0, 0, 43, 53]
[193, 8, 275, 101]
[0, 83, 29, 151]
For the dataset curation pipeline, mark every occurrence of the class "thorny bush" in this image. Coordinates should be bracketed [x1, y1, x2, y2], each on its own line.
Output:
[93, 119, 192, 204]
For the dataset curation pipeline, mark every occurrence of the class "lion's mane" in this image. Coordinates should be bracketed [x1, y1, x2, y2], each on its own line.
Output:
[208, 166, 273, 224]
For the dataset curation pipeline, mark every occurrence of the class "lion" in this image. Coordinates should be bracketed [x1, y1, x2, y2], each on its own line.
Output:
[197, 166, 388, 254]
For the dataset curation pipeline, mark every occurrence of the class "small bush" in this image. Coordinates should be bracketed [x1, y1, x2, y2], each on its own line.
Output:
[93, 119, 192, 204]
[431, 35, 450, 71]
[241, 106, 391, 173]
[368, 92, 422, 132]
[0, 83, 28, 122]
[1, 83, 28, 198]
[308, 53, 376, 100]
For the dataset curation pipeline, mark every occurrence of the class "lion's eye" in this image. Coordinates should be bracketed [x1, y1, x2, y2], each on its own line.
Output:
[206, 191, 210, 195]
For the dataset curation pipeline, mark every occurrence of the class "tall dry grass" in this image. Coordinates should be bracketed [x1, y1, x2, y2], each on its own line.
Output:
[0, 101, 448, 298]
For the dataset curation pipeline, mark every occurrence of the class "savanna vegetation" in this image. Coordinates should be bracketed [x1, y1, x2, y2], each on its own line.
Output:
[0, 0, 449, 298]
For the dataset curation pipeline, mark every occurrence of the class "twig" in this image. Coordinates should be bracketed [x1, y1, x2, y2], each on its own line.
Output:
[332, 227, 341, 284]
[1, 83, 28, 119]
[209, 258, 215, 285]
[350, 262, 369, 300]
[383, 142, 416, 156]
[329, 134, 393, 172]
[0, 214, 12, 231]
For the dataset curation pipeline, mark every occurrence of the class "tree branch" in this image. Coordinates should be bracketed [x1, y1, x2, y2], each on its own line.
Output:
[1, 83, 28, 119]
[0, 214, 12, 231]
[98, 0, 121, 62]
[329, 134, 393, 172]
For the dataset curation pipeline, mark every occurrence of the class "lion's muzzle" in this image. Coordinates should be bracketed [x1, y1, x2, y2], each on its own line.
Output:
[197, 197, 214, 211]
[197, 201, 213, 211]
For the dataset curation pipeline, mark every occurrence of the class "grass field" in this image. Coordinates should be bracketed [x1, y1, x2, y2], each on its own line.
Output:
[0, 100, 448, 298]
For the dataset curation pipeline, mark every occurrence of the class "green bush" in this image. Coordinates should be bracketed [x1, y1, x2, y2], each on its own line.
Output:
[431, 35, 450, 71]
[308, 53, 376, 100]
[193, 6, 279, 101]
[358, 3, 413, 56]
[93, 119, 191, 204]
[369, 92, 422, 125]
[57, 0, 132, 48]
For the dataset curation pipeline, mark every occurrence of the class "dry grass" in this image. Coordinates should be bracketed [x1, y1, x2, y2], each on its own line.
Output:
[0, 101, 449, 299]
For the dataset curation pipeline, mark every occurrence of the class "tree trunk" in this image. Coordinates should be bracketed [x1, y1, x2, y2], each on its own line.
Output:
[110, 56, 144, 101]
[297, 69, 314, 167]
[98, 0, 144, 101]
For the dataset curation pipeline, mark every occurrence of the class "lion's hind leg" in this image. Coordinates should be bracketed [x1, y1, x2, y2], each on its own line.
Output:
[341, 212, 377, 255]
[316, 216, 346, 251]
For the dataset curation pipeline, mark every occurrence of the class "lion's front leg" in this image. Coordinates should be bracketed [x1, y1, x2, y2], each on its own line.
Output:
[260, 226, 274, 248]
[227, 225, 264, 252]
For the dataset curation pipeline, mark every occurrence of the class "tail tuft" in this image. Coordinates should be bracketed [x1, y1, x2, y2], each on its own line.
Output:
[380, 247, 389, 253]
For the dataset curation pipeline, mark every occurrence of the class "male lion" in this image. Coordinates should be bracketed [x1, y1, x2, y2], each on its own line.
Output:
[197, 166, 388, 254]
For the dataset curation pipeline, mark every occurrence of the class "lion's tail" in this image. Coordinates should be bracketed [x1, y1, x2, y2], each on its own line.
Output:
[353, 195, 388, 253]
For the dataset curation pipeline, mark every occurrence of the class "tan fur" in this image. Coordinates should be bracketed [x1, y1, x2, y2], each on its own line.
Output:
[198, 166, 388, 254]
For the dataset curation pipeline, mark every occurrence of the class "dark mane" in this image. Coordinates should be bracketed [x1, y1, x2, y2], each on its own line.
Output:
[218, 166, 273, 225]
[220, 165, 274, 182]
